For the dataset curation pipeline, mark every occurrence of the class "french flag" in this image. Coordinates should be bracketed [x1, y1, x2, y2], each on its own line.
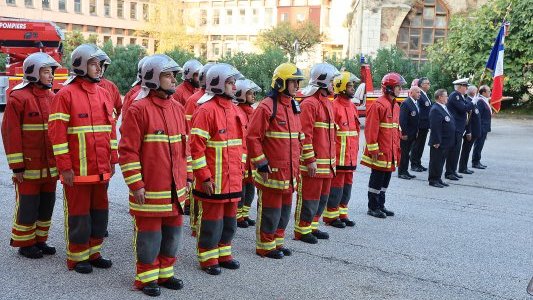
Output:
[485, 22, 509, 113]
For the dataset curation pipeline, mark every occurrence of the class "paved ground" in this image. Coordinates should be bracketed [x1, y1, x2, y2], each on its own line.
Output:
[0, 114, 531, 300]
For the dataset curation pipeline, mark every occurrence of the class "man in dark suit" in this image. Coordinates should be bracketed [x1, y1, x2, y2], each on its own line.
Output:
[458, 85, 481, 174]
[428, 89, 456, 188]
[472, 85, 492, 169]
[398, 86, 421, 179]
[445, 78, 474, 181]
[411, 77, 432, 172]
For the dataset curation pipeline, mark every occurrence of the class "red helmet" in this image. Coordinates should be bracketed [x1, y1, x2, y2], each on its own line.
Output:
[381, 72, 406, 95]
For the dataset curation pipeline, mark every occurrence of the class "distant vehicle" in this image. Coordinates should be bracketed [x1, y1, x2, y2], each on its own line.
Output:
[0, 17, 69, 111]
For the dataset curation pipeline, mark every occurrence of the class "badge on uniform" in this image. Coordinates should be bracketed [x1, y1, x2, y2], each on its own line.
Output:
[456, 95, 459, 100]
[475, 108, 479, 114]
[425, 101, 430, 107]
[445, 116, 450, 122]
[411, 111, 416, 116]
[219, 129, 226, 134]
[343, 122, 348, 126]
[28, 112, 40, 117]
[155, 130, 165, 134]
[278, 121, 286, 126]
[78, 113, 89, 118]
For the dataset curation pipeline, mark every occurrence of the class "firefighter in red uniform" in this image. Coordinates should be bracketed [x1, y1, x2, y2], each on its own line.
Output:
[247, 63, 305, 258]
[98, 54, 122, 119]
[122, 56, 149, 119]
[294, 63, 339, 244]
[234, 79, 262, 229]
[1, 53, 60, 259]
[361, 73, 404, 218]
[322, 71, 361, 228]
[190, 63, 245, 275]
[48, 44, 117, 273]
[119, 55, 191, 297]
[173, 59, 202, 107]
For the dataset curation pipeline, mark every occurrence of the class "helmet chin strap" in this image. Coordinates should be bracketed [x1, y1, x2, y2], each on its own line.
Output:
[35, 81, 53, 90]
[159, 87, 175, 96]
[188, 79, 200, 88]
[85, 75, 101, 83]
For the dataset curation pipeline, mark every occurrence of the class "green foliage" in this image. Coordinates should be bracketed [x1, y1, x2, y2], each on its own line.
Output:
[369, 47, 418, 88]
[102, 44, 147, 94]
[257, 21, 322, 63]
[221, 48, 287, 97]
[164, 48, 201, 84]
[0, 53, 6, 72]
[427, 0, 533, 108]
[62, 31, 98, 66]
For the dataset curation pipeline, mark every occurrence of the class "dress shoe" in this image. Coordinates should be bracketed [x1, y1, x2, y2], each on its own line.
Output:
[445, 174, 459, 181]
[479, 163, 487, 168]
[36, 242, 56, 255]
[298, 233, 318, 244]
[245, 217, 256, 226]
[407, 173, 416, 179]
[472, 163, 486, 169]
[160, 277, 184, 290]
[453, 173, 463, 178]
[367, 209, 386, 218]
[420, 166, 428, 171]
[202, 265, 221, 275]
[429, 181, 444, 188]
[237, 220, 249, 228]
[327, 219, 346, 228]
[74, 261, 93, 274]
[340, 218, 355, 227]
[458, 169, 474, 174]
[264, 249, 284, 259]
[398, 174, 412, 180]
[219, 259, 240, 270]
[311, 230, 329, 239]
[142, 282, 161, 297]
[90, 257, 113, 269]
[278, 247, 292, 256]
[411, 166, 424, 172]
[18, 245, 43, 259]
[438, 180, 449, 187]
[380, 207, 395, 216]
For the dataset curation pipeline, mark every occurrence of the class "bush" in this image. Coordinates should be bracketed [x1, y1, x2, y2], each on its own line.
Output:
[0, 53, 6, 73]
[101, 42, 147, 94]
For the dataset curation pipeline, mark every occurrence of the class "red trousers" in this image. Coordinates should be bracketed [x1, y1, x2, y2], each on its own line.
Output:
[323, 172, 354, 223]
[294, 176, 331, 239]
[196, 201, 237, 268]
[133, 214, 183, 289]
[63, 183, 108, 269]
[11, 180, 56, 247]
[256, 188, 292, 256]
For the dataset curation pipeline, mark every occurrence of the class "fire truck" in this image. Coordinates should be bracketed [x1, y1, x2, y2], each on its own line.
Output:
[0, 17, 68, 111]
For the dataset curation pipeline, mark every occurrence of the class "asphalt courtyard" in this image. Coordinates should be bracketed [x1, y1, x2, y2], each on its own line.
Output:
[0, 114, 531, 300]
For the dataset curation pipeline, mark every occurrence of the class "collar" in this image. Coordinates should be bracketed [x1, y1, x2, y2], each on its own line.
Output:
[183, 80, 196, 93]
[277, 93, 293, 106]
[75, 77, 98, 94]
[318, 91, 331, 103]
[214, 95, 234, 108]
[437, 102, 447, 110]
[149, 90, 172, 108]
[336, 94, 352, 106]
[31, 84, 50, 97]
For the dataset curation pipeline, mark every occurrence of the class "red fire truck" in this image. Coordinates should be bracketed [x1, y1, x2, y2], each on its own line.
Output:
[0, 17, 69, 111]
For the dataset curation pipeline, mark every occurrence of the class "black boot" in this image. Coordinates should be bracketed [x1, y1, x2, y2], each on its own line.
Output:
[245, 217, 256, 226]
[340, 218, 356, 227]
[18, 245, 43, 259]
[237, 220, 249, 228]
[160, 277, 184, 290]
[264, 249, 284, 259]
[367, 209, 386, 218]
[36, 242, 56, 255]
[380, 207, 395, 216]
[311, 230, 329, 240]
[74, 261, 93, 274]
[328, 219, 346, 229]
[219, 259, 240, 269]
[368, 191, 385, 218]
[104, 230, 109, 237]
[183, 205, 190, 216]
[278, 247, 292, 256]
[298, 233, 318, 244]
[142, 282, 161, 297]
[202, 265, 221, 275]
[90, 257, 113, 268]
[379, 192, 394, 216]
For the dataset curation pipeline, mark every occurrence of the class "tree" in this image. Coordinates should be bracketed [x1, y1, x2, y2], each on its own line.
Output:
[102, 43, 147, 94]
[427, 0, 533, 109]
[62, 31, 98, 66]
[0, 53, 6, 72]
[257, 21, 322, 63]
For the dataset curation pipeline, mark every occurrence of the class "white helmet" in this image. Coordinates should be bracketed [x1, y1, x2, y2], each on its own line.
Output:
[235, 79, 261, 103]
[198, 62, 216, 88]
[131, 56, 149, 87]
[134, 54, 182, 100]
[301, 63, 340, 97]
[198, 63, 243, 104]
[100, 51, 112, 75]
[181, 59, 203, 81]
[13, 52, 60, 90]
[65, 44, 108, 84]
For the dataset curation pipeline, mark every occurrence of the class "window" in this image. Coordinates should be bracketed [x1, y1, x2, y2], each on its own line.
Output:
[213, 9, 220, 25]
[115, 28, 124, 35]
[101, 27, 112, 34]
[25, 0, 33, 7]
[226, 9, 233, 24]
[396, 0, 449, 64]
[296, 13, 305, 22]
[90, 0, 96, 15]
[87, 26, 97, 32]
[58, 0, 66, 11]
[130, 38, 137, 45]
[6, 0, 16, 6]
[239, 9, 245, 23]
[72, 24, 83, 31]
[130, 2, 137, 20]
[42, 0, 50, 9]
[104, 0, 111, 16]
[213, 43, 221, 56]
[280, 13, 289, 22]
[264, 8, 273, 26]
[103, 36, 111, 43]
[142, 39, 148, 48]
[117, 37, 124, 46]
[278, 0, 291, 6]
[55, 22, 68, 30]
[74, 0, 81, 13]
[200, 9, 207, 26]
[117, 0, 124, 18]
[143, 4, 149, 21]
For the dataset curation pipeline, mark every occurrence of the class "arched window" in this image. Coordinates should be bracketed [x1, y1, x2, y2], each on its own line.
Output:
[396, 0, 449, 64]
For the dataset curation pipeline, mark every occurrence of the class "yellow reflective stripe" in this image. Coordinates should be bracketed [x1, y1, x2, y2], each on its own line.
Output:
[214, 147, 222, 194]
[120, 162, 141, 172]
[314, 122, 334, 129]
[187, 156, 192, 163]
[49, 113, 70, 122]
[11, 232, 36, 241]
[6, 153, 24, 164]
[23, 169, 42, 179]
[299, 133, 305, 140]
[110, 139, 118, 150]
[130, 202, 174, 212]
[265, 131, 300, 139]
[144, 134, 182, 143]
[89, 244, 101, 255]
[294, 225, 312, 235]
[299, 165, 332, 174]
[301, 151, 315, 160]
[125, 173, 143, 185]
[311, 221, 319, 230]
[366, 143, 379, 151]
[52, 143, 69, 155]
[322, 210, 339, 218]
[302, 144, 313, 151]
[316, 158, 335, 164]
[22, 123, 48, 131]
[241, 153, 247, 163]
[379, 122, 399, 129]
[36, 220, 52, 227]
[192, 156, 207, 170]
[339, 207, 349, 214]
[256, 240, 276, 250]
[129, 188, 187, 199]
[159, 266, 174, 279]
[340, 136, 347, 165]
[251, 154, 266, 163]
[50, 167, 58, 177]
[252, 170, 296, 190]
[219, 245, 231, 257]
[361, 155, 392, 168]
[136, 269, 160, 283]
[67, 249, 90, 261]
[275, 237, 284, 246]
[186, 115, 193, 121]
[336, 131, 358, 137]
[198, 248, 219, 262]
[78, 133, 87, 176]
[67, 125, 112, 134]
[35, 229, 48, 237]
[191, 128, 210, 139]
[206, 139, 242, 147]
[13, 223, 36, 231]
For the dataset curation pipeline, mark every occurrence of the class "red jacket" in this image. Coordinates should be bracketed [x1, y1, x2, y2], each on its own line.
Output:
[184, 89, 205, 132]
[236, 103, 255, 180]
[1, 85, 57, 182]
[190, 96, 246, 203]
[173, 80, 197, 107]
[333, 95, 361, 172]
[48, 77, 118, 184]
[119, 92, 192, 217]
[246, 94, 304, 193]
[361, 95, 401, 172]
[98, 77, 122, 119]
[299, 91, 336, 178]
[121, 84, 141, 121]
